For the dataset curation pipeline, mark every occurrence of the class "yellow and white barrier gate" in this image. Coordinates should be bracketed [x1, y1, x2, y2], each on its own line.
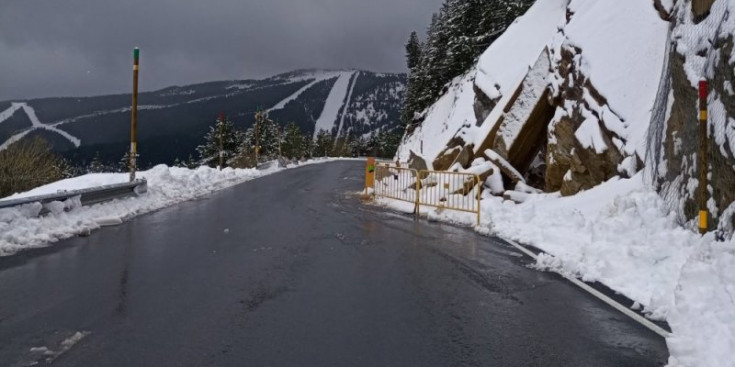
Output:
[369, 162, 481, 226]
[373, 164, 420, 214]
[416, 170, 481, 226]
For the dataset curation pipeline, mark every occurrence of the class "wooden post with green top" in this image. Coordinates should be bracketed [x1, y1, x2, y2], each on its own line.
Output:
[130, 47, 140, 181]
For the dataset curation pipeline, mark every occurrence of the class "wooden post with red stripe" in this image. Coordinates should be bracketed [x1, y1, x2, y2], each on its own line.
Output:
[699, 80, 708, 234]
[129, 47, 140, 182]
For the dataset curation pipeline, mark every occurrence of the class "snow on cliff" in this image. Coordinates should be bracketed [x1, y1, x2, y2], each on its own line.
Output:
[397, 0, 668, 164]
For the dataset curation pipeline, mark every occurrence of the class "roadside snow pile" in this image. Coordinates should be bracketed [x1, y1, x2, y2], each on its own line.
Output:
[0, 159, 349, 256]
[375, 174, 734, 366]
[666, 241, 735, 367]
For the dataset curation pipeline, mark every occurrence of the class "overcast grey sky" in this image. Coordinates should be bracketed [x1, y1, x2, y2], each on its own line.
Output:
[0, 0, 443, 101]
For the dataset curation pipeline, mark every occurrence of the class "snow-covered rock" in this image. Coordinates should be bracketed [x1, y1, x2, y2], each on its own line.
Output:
[398, 0, 669, 196]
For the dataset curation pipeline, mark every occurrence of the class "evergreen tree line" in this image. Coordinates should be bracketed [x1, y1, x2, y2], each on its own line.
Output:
[401, 0, 534, 126]
[195, 112, 403, 169]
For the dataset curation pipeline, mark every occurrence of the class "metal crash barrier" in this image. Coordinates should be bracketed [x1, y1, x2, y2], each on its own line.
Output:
[370, 162, 481, 226]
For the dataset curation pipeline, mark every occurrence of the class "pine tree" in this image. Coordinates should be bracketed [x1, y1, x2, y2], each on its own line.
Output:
[301, 133, 315, 159]
[173, 158, 183, 168]
[89, 152, 105, 173]
[405, 31, 422, 70]
[238, 111, 282, 162]
[282, 123, 305, 159]
[257, 116, 281, 160]
[59, 158, 76, 179]
[185, 154, 198, 169]
[196, 113, 240, 168]
[314, 129, 334, 157]
[365, 131, 380, 157]
[401, 0, 534, 127]
[119, 151, 131, 173]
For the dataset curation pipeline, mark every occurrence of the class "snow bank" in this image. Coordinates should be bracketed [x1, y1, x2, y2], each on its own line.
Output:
[563, 0, 669, 155]
[375, 173, 733, 366]
[396, 73, 476, 164]
[474, 0, 567, 102]
[0, 158, 354, 256]
[667, 241, 735, 367]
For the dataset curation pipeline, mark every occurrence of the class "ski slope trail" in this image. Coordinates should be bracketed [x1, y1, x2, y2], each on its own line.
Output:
[313, 71, 355, 138]
[0, 102, 81, 150]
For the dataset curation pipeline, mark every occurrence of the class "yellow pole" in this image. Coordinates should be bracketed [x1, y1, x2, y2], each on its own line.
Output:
[699, 80, 708, 234]
[365, 157, 375, 197]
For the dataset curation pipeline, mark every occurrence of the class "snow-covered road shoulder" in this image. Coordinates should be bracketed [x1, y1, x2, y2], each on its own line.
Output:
[373, 173, 735, 367]
[0, 158, 358, 257]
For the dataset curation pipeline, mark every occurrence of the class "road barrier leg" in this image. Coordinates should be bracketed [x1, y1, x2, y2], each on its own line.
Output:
[476, 175, 481, 227]
[414, 172, 420, 220]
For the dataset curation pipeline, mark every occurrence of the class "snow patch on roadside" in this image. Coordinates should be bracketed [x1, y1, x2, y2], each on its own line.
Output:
[0, 158, 357, 256]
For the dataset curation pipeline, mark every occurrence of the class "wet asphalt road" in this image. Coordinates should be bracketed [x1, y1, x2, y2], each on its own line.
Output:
[0, 161, 668, 366]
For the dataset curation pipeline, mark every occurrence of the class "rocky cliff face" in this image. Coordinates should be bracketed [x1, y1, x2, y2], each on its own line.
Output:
[650, 0, 735, 232]
[398, 0, 668, 196]
[398, 0, 735, 233]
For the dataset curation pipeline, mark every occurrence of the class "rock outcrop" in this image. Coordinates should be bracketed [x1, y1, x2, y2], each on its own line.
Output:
[393, 0, 735, 234]
[652, 0, 735, 231]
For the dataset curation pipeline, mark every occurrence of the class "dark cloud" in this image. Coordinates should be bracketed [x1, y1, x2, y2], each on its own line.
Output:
[0, 0, 442, 101]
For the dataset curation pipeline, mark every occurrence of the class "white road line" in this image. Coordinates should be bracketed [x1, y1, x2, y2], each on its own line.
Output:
[503, 238, 671, 339]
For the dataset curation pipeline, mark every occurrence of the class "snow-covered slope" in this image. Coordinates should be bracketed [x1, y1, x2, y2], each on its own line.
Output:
[0, 103, 81, 150]
[313, 71, 356, 137]
[397, 0, 568, 164]
[398, 0, 669, 196]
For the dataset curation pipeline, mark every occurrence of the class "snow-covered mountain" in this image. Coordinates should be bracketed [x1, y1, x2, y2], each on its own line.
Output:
[0, 69, 405, 165]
